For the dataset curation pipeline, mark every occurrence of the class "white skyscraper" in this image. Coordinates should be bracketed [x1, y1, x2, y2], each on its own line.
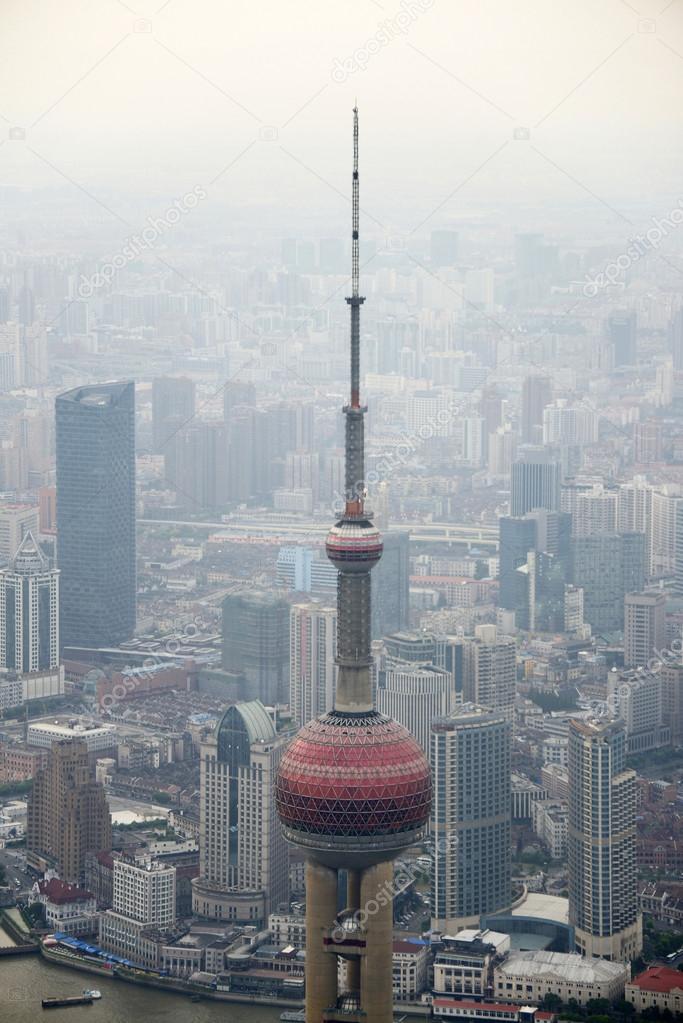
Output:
[431, 704, 511, 932]
[289, 602, 337, 727]
[192, 700, 289, 925]
[463, 624, 516, 723]
[0, 532, 59, 673]
[377, 663, 454, 753]
[568, 719, 642, 961]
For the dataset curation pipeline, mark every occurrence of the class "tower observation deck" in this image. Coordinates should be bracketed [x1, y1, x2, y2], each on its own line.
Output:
[275, 108, 432, 1023]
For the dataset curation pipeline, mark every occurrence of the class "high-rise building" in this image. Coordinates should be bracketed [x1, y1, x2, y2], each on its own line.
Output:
[571, 533, 646, 634]
[192, 701, 289, 926]
[633, 421, 662, 465]
[499, 516, 537, 617]
[377, 663, 454, 754]
[624, 591, 666, 669]
[27, 739, 112, 882]
[56, 382, 136, 650]
[371, 530, 410, 638]
[222, 379, 256, 422]
[676, 502, 683, 597]
[290, 603, 337, 727]
[511, 445, 561, 516]
[275, 110, 431, 1023]
[608, 669, 669, 754]
[669, 307, 683, 371]
[543, 400, 598, 447]
[151, 376, 195, 454]
[431, 704, 511, 932]
[463, 625, 516, 722]
[650, 490, 681, 577]
[521, 375, 552, 444]
[608, 310, 637, 367]
[662, 664, 683, 746]
[0, 532, 58, 673]
[568, 719, 642, 960]
[222, 590, 290, 705]
[166, 420, 228, 511]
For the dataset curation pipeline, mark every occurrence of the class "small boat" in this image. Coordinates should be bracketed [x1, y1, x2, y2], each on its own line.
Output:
[190, 994, 202, 1003]
[280, 1012, 305, 1022]
[83, 990, 102, 1000]
[42, 995, 94, 1009]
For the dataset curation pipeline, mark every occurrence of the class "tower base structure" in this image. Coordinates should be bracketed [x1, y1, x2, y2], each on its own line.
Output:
[305, 859, 394, 1023]
[574, 916, 643, 961]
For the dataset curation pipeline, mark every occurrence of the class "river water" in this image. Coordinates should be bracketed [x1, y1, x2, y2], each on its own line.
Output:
[1, 954, 284, 1023]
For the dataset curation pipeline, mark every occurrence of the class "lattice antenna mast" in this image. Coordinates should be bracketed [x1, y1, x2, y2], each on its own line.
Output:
[344, 106, 366, 514]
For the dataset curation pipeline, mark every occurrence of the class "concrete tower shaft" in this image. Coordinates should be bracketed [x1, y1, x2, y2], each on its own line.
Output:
[275, 107, 431, 1023]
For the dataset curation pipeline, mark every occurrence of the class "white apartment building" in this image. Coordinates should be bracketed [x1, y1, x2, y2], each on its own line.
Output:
[289, 602, 336, 727]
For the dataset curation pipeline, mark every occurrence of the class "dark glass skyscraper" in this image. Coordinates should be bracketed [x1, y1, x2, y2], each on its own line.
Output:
[56, 381, 136, 650]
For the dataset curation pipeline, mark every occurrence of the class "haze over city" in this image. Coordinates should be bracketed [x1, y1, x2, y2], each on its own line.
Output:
[2, 3, 683, 1023]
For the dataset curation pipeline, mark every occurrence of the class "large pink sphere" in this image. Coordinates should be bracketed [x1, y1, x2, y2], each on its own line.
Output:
[275, 712, 432, 840]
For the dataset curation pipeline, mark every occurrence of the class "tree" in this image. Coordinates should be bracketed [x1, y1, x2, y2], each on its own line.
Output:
[586, 999, 610, 1015]
[543, 993, 563, 1012]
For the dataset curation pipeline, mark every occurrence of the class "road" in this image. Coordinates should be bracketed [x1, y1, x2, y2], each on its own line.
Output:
[0, 846, 34, 894]
[138, 515, 499, 549]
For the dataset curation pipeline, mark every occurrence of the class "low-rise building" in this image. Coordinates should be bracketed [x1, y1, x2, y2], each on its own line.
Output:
[531, 801, 568, 860]
[393, 939, 430, 1002]
[434, 929, 510, 999]
[29, 877, 98, 935]
[433, 999, 556, 1023]
[0, 742, 48, 782]
[269, 911, 306, 950]
[494, 951, 628, 1007]
[638, 882, 683, 926]
[626, 967, 683, 1014]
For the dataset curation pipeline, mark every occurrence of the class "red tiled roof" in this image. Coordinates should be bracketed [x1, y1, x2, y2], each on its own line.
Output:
[393, 939, 424, 954]
[38, 878, 93, 905]
[630, 967, 683, 993]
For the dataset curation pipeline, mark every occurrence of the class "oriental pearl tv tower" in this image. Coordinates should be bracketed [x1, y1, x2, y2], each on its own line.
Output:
[275, 108, 432, 1023]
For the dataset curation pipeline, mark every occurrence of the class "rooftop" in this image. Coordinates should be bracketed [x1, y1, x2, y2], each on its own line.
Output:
[629, 967, 683, 993]
[498, 950, 627, 983]
[37, 878, 94, 905]
[510, 893, 569, 925]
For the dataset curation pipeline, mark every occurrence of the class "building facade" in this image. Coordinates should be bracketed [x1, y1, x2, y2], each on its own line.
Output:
[222, 590, 290, 705]
[568, 719, 642, 960]
[27, 739, 112, 883]
[431, 705, 512, 932]
[0, 531, 58, 674]
[289, 602, 337, 727]
[192, 700, 289, 926]
[56, 381, 136, 649]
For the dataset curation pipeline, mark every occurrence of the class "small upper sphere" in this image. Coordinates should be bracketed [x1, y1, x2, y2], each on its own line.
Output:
[275, 711, 432, 841]
[325, 520, 383, 572]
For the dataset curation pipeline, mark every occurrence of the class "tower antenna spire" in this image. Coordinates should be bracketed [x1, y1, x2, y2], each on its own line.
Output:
[352, 104, 359, 301]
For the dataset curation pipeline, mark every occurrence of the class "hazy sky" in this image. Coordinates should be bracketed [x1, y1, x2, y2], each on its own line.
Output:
[2, 0, 683, 236]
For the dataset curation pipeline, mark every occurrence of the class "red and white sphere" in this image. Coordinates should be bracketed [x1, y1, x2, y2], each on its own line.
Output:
[325, 520, 383, 573]
[275, 711, 431, 862]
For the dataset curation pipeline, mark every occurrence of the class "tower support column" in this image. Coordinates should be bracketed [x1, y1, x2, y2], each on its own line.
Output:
[360, 860, 394, 1023]
[306, 861, 339, 1021]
